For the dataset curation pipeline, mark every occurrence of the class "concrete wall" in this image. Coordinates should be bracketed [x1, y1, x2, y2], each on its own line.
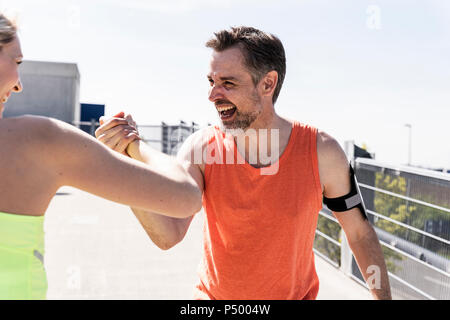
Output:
[4, 60, 80, 124]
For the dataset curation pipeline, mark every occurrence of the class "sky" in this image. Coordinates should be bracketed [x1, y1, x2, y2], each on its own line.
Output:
[1, 0, 449, 169]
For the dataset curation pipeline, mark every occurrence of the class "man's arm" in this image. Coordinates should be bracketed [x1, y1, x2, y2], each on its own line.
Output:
[95, 117, 206, 249]
[125, 137, 204, 250]
[317, 130, 392, 300]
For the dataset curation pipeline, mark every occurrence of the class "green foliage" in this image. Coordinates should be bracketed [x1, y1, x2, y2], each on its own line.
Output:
[314, 214, 341, 265]
[374, 173, 416, 237]
[381, 246, 403, 273]
[372, 172, 407, 271]
[403, 196, 449, 258]
[373, 171, 449, 264]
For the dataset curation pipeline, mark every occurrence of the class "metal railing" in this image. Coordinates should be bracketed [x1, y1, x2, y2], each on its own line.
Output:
[73, 120, 100, 136]
[314, 153, 450, 300]
[72, 120, 201, 154]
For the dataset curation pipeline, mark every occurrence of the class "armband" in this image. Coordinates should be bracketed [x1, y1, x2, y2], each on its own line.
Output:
[323, 164, 368, 220]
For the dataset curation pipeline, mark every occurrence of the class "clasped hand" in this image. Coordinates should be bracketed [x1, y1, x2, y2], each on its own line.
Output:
[95, 111, 140, 156]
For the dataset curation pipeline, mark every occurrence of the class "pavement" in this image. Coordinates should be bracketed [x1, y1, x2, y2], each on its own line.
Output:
[44, 186, 372, 300]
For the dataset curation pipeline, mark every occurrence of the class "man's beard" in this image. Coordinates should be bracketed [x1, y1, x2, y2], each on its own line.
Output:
[219, 91, 262, 131]
[220, 108, 261, 131]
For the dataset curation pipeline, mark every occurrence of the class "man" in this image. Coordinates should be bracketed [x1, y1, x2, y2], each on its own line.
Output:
[96, 26, 391, 300]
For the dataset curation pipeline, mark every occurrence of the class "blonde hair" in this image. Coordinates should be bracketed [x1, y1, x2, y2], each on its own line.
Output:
[0, 12, 17, 49]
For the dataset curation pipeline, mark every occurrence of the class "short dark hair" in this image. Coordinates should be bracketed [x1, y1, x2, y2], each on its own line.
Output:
[205, 26, 286, 104]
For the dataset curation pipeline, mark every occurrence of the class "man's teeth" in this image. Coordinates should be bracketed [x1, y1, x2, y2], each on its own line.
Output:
[217, 106, 235, 112]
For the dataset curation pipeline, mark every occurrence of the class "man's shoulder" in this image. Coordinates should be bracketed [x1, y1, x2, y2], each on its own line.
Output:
[316, 130, 346, 162]
[176, 126, 217, 166]
[316, 130, 352, 196]
[182, 125, 217, 151]
[317, 130, 350, 173]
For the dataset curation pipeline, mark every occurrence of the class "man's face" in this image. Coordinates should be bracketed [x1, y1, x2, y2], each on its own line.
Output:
[207, 47, 262, 130]
[0, 37, 23, 118]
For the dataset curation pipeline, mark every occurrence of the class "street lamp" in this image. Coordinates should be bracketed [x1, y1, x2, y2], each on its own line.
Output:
[405, 124, 412, 166]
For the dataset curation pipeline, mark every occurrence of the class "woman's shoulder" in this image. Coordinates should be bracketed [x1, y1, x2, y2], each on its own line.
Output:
[0, 115, 62, 136]
[1, 114, 53, 128]
[0, 115, 64, 152]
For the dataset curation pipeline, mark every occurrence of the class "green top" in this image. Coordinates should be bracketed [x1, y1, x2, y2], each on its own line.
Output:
[0, 211, 47, 300]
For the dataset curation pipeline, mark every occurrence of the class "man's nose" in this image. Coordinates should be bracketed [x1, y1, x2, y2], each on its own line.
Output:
[13, 79, 23, 93]
[208, 85, 223, 102]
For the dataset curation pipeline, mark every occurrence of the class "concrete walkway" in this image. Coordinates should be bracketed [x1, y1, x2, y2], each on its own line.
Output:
[44, 186, 371, 300]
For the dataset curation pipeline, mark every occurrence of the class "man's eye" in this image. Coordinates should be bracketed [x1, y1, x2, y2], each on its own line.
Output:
[224, 81, 234, 87]
[17, 61, 22, 65]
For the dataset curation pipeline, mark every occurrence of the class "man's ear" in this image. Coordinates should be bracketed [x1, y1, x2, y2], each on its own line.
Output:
[261, 71, 278, 99]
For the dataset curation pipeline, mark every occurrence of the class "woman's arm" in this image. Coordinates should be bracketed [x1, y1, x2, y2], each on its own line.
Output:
[32, 116, 202, 218]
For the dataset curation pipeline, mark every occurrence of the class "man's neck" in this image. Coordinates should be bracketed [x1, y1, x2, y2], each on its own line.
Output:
[233, 110, 293, 168]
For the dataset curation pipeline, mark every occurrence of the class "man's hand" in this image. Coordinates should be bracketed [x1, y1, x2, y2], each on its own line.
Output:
[95, 112, 140, 156]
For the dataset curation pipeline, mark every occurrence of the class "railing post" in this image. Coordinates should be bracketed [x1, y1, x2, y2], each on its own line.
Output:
[90, 118, 96, 136]
[178, 120, 184, 145]
[342, 140, 356, 276]
[344, 140, 355, 167]
[161, 122, 168, 154]
[340, 231, 353, 276]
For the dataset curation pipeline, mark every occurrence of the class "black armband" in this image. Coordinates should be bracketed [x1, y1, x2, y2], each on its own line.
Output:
[323, 164, 368, 220]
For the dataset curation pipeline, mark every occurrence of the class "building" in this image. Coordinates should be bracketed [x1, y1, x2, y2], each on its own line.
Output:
[4, 60, 81, 125]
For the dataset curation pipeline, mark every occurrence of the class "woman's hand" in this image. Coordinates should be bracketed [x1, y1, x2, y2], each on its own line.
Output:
[95, 112, 140, 156]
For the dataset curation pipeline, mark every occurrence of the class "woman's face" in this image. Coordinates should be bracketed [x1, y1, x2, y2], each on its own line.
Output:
[0, 36, 23, 119]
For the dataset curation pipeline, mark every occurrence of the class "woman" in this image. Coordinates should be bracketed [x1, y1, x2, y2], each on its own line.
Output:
[0, 13, 201, 299]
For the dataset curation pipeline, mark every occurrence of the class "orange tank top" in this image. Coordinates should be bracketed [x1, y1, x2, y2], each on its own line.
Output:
[194, 121, 323, 300]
